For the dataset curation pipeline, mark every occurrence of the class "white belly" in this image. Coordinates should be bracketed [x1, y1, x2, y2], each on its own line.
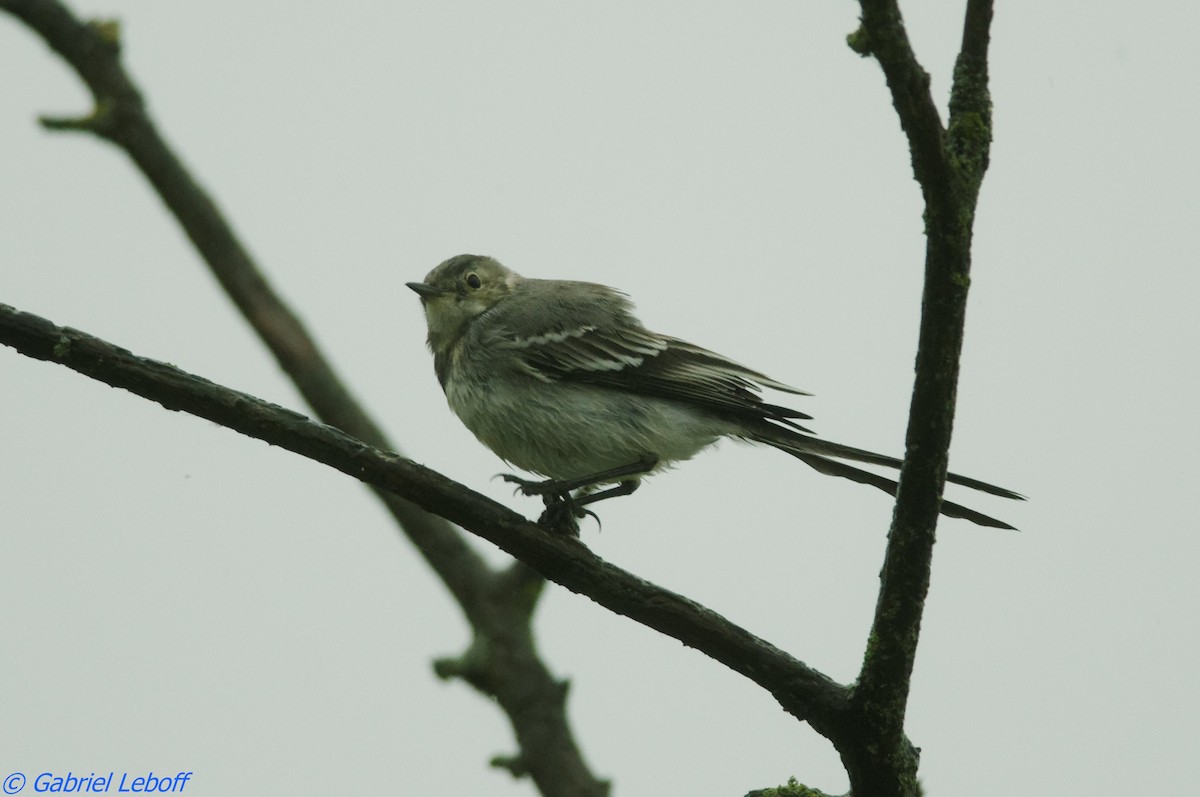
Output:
[445, 375, 726, 481]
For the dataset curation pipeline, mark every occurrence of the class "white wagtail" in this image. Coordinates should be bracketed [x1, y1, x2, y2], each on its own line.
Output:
[408, 254, 1021, 533]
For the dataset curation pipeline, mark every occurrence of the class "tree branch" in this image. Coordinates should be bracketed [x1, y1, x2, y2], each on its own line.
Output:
[0, 1, 603, 793]
[848, 1, 951, 203]
[948, 0, 994, 188]
[844, 3, 997, 796]
[0, 301, 854, 747]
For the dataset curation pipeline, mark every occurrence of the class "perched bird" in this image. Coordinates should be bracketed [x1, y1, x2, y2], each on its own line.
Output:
[407, 254, 1021, 533]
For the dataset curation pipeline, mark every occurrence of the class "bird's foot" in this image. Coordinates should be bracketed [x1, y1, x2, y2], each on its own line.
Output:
[496, 475, 598, 536]
[499, 472, 565, 498]
[536, 496, 600, 537]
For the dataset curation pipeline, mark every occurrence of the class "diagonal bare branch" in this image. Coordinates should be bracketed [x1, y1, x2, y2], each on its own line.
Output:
[0, 301, 853, 744]
[0, 1, 605, 793]
[0, 0, 484, 606]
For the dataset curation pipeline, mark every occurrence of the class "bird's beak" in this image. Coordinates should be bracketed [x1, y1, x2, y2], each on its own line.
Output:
[406, 281, 448, 299]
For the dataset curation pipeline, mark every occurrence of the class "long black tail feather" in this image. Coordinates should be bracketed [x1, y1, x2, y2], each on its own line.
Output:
[750, 426, 1023, 529]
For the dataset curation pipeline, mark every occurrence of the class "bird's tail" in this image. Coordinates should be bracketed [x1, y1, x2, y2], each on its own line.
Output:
[747, 425, 1023, 530]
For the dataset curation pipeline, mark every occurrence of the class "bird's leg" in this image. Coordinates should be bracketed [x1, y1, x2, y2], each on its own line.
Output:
[569, 478, 642, 509]
[500, 457, 657, 535]
[536, 480, 643, 536]
[500, 456, 657, 499]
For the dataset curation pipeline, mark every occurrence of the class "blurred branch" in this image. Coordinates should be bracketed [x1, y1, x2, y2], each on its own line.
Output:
[0, 301, 852, 742]
[843, 2, 996, 796]
[0, 1, 603, 794]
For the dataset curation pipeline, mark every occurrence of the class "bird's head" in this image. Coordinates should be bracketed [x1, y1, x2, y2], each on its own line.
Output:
[407, 254, 521, 352]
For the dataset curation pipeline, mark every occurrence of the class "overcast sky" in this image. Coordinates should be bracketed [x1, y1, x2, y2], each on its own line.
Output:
[3, 2, 1198, 795]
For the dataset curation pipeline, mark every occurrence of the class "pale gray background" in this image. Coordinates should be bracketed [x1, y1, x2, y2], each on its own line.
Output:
[3, 2, 1197, 795]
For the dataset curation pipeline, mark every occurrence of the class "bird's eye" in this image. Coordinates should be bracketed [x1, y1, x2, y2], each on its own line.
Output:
[466, 273, 482, 289]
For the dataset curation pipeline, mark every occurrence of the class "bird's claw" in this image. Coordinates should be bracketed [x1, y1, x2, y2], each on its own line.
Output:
[499, 472, 559, 497]
[498, 473, 602, 535]
[536, 497, 600, 537]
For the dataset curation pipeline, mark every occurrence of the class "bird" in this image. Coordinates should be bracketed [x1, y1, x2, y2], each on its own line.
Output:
[407, 254, 1021, 534]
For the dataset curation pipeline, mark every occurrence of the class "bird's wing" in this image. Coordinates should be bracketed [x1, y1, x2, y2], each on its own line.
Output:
[497, 299, 813, 428]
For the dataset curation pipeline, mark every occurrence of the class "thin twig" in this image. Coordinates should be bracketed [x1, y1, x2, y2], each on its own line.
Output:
[851, 0, 951, 201]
